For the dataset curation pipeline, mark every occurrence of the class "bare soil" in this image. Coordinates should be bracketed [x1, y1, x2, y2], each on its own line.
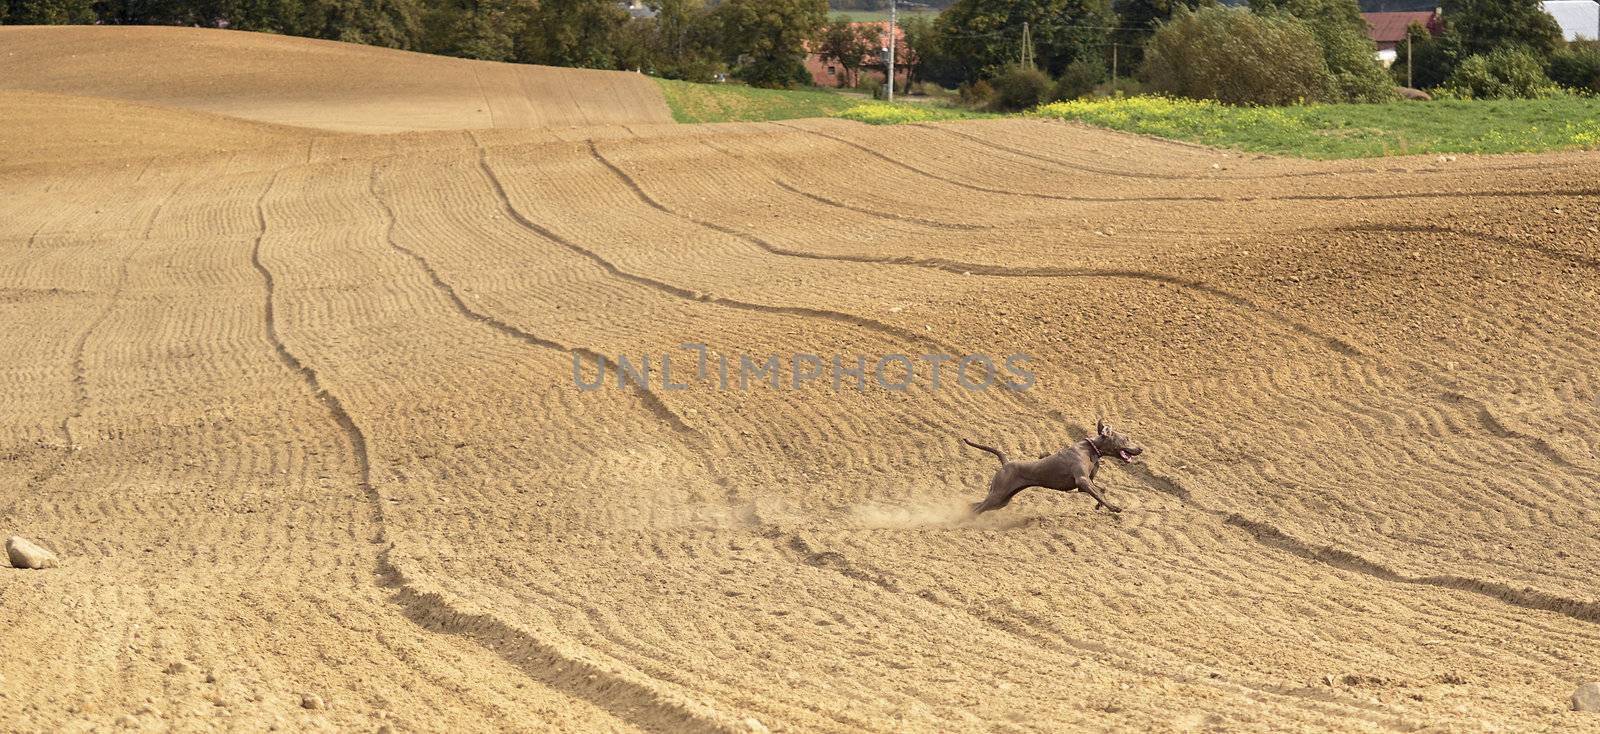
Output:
[3, 27, 1599, 734]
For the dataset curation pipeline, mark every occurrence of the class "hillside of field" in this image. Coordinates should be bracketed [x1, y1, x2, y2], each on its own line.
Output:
[0, 26, 672, 132]
[3, 27, 1600, 733]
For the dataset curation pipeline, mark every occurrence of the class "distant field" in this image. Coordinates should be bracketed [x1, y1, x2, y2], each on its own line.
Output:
[1033, 95, 1600, 159]
[657, 79, 1600, 160]
[833, 8, 940, 21]
[654, 78, 861, 122]
[654, 78, 987, 125]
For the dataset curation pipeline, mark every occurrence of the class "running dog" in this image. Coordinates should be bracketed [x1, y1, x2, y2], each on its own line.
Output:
[964, 419, 1143, 515]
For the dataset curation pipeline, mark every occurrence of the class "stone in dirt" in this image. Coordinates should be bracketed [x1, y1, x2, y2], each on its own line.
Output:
[6, 536, 58, 569]
[1574, 682, 1600, 712]
[300, 693, 325, 710]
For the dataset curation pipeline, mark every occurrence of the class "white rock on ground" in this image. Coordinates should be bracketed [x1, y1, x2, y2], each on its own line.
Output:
[1574, 682, 1600, 712]
[6, 536, 59, 569]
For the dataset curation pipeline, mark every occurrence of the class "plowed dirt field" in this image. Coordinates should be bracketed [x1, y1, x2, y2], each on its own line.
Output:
[3, 26, 1599, 734]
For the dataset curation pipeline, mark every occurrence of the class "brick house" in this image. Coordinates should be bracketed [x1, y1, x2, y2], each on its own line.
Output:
[803, 21, 911, 89]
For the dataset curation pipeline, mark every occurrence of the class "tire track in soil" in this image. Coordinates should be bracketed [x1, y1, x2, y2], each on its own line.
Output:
[696, 139, 991, 231]
[775, 516, 1414, 727]
[358, 141, 1594, 723]
[593, 134, 1499, 617]
[472, 138, 964, 356]
[367, 163, 700, 442]
[764, 511, 1411, 728]
[372, 157, 1139, 731]
[24, 178, 184, 494]
[771, 122, 1227, 203]
[588, 139, 1367, 362]
[253, 168, 739, 734]
[1317, 222, 1600, 476]
[780, 123, 1600, 205]
[598, 142, 1600, 585]
[1450, 391, 1600, 480]
[656, 145, 1600, 630]
[1339, 223, 1600, 271]
[1121, 460, 1600, 624]
[435, 147, 1331, 721]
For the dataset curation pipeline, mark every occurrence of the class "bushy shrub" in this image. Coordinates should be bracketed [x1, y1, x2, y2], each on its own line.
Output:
[958, 79, 997, 108]
[1053, 58, 1106, 101]
[989, 65, 1054, 111]
[1257, 0, 1394, 101]
[736, 57, 812, 89]
[1548, 42, 1600, 92]
[1095, 77, 1146, 97]
[1446, 47, 1558, 98]
[1143, 6, 1332, 105]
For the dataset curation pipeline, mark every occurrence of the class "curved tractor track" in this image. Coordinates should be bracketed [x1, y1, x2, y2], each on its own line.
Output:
[3, 64, 1600, 733]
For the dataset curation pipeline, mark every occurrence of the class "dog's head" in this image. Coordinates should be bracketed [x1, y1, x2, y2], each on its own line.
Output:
[1095, 419, 1144, 463]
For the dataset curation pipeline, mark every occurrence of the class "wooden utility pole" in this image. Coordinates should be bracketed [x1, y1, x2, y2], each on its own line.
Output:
[1111, 45, 1118, 85]
[1406, 34, 1413, 88]
[886, 0, 896, 101]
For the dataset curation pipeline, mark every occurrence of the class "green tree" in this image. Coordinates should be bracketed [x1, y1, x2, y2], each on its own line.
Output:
[1143, 5, 1331, 104]
[937, 0, 1113, 81]
[817, 15, 873, 86]
[1053, 55, 1104, 98]
[292, 0, 421, 49]
[1393, 20, 1464, 88]
[6, 0, 98, 23]
[517, 0, 626, 67]
[898, 12, 949, 87]
[227, 0, 310, 36]
[647, 0, 726, 80]
[1548, 40, 1600, 92]
[1112, 0, 1215, 67]
[713, 0, 827, 88]
[1442, 0, 1562, 57]
[419, 0, 524, 60]
[1252, 0, 1393, 101]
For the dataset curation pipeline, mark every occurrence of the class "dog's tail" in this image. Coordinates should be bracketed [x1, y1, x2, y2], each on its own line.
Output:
[962, 438, 1007, 464]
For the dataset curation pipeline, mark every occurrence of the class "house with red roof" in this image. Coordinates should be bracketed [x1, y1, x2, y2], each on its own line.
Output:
[1362, 9, 1443, 66]
[803, 21, 911, 89]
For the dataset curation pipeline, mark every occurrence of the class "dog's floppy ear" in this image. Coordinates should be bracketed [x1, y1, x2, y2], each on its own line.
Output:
[1097, 418, 1108, 436]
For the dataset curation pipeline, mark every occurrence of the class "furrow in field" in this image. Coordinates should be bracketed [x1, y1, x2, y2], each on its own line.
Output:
[365, 140, 1412, 728]
[590, 135, 1368, 364]
[3, 158, 614, 731]
[252, 159, 733, 732]
[245, 154, 1354, 731]
[472, 139, 962, 356]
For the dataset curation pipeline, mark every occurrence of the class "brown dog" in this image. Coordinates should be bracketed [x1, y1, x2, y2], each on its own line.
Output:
[965, 419, 1144, 515]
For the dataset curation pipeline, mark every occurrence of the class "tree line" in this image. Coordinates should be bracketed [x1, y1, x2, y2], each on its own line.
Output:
[0, 0, 834, 88]
[6, 0, 1594, 99]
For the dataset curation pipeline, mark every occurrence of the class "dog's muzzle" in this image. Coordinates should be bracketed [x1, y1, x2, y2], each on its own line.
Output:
[1118, 447, 1144, 462]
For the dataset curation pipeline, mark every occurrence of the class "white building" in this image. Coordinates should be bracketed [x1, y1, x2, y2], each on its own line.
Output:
[1544, 0, 1600, 41]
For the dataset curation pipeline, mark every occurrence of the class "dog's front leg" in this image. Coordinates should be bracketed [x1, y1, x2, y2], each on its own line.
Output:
[1075, 477, 1122, 513]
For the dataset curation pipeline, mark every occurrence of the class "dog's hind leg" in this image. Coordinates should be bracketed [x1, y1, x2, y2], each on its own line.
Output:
[971, 467, 1030, 515]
